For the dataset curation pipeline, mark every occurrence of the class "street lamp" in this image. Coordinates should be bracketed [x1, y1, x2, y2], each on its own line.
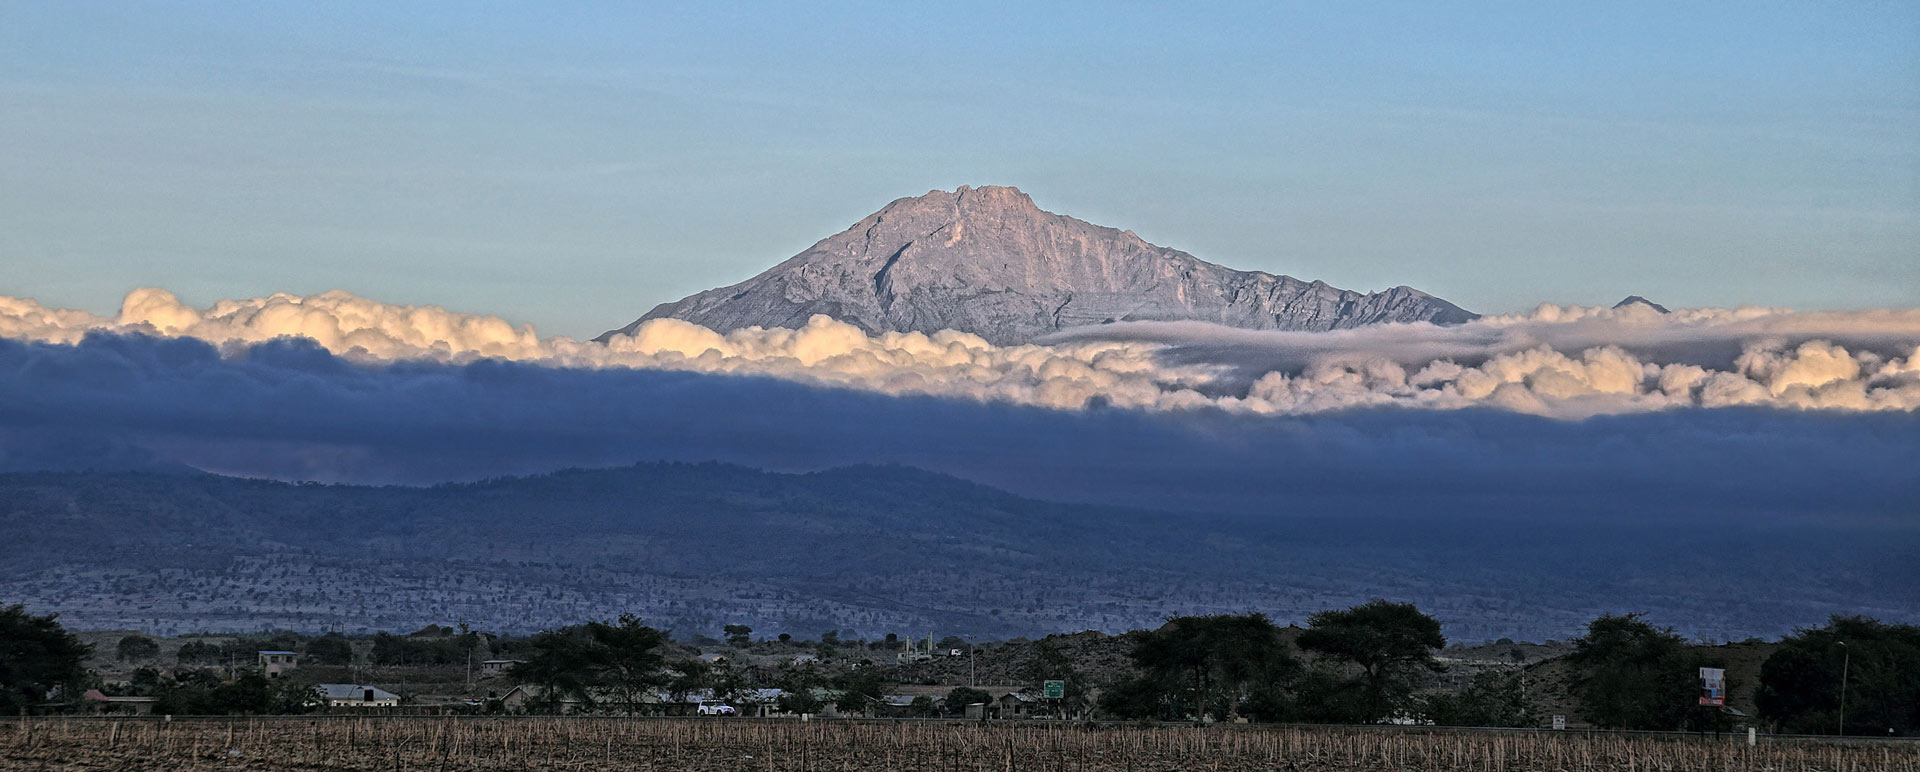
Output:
[1837, 641, 1849, 737]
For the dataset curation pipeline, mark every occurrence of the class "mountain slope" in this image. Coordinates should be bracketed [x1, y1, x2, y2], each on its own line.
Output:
[599, 186, 1476, 345]
[5, 464, 1912, 641]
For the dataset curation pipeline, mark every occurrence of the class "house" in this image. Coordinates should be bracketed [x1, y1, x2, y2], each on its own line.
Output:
[497, 685, 669, 715]
[318, 683, 401, 708]
[736, 688, 788, 717]
[81, 689, 156, 715]
[257, 651, 299, 678]
[991, 692, 1036, 719]
[478, 659, 524, 677]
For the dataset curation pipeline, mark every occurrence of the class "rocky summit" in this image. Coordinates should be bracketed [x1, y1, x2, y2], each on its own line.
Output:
[599, 185, 1476, 345]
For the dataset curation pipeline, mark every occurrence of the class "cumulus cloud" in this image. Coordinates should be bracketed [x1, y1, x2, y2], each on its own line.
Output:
[2, 288, 1919, 418]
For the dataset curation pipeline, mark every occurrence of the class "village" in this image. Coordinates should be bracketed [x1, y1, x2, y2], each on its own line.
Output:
[64, 625, 1097, 721]
[40, 606, 1905, 738]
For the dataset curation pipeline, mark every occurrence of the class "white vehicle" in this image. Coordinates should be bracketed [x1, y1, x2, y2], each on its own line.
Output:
[696, 703, 737, 716]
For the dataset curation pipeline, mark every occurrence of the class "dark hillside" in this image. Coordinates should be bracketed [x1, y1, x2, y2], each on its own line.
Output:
[2, 464, 1912, 640]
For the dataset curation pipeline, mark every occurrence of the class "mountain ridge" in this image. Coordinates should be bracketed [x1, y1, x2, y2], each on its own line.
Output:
[599, 186, 1476, 345]
[5, 462, 1909, 641]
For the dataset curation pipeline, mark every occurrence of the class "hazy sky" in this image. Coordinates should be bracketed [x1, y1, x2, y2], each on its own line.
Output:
[3, 2, 1916, 339]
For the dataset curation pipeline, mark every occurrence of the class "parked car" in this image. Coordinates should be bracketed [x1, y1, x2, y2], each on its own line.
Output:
[697, 703, 737, 716]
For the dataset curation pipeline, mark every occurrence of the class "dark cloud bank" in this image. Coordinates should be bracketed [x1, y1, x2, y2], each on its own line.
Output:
[3, 332, 1916, 638]
[3, 332, 1914, 524]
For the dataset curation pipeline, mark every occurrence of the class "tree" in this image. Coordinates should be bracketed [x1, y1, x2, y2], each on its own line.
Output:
[944, 686, 991, 716]
[1422, 669, 1536, 727]
[304, 634, 354, 666]
[1566, 613, 1725, 731]
[722, 625, 753, 647]
[1758, 616, 1920, 736]
[664, 659, 710, 703]
[1298, 600, 1445, 723]
[116, 635, 160, 663]
[1108, 614, 1298, 722]
[586, 615, 669, 713]
[1021, 639, 1090, 717]
[176, 640, 221, 666]
[151, 671, 321, 715]
[514, 627, 598, 713]
[833, 668, 885, 715]
[510, 616, 668, 714]
[0, 605, 92, 711]
[775, 661, 828, 715]
[704, 659, 752, 706]
[776, 689, 822, 715]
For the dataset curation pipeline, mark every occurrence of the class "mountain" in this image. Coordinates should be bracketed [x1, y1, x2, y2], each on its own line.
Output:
[5, 464, 1910, 641]
[1613, 295, 1671, 313]
[599, 185, 1476, 345]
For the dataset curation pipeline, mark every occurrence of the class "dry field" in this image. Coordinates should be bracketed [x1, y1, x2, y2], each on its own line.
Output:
[3, 717, 1915, 772]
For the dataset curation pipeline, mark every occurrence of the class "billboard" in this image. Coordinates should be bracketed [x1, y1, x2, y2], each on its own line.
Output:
[1698, 667, 1726, 706]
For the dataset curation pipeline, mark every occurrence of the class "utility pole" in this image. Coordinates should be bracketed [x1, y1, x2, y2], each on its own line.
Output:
[968, 635, 976, 688]
[1837, 641, 1850, 737]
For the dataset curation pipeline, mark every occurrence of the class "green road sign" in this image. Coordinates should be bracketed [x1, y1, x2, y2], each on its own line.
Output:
[1043, 680, 1065, 699]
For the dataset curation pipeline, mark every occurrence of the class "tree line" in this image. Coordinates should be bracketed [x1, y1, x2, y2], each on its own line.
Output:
[3, 602, 1915, 733]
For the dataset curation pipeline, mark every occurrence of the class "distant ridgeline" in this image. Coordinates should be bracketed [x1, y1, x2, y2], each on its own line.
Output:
[1, 462, 1912, 640]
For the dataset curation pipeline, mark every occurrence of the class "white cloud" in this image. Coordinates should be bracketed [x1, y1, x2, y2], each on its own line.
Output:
[3, 288, 1918, 418]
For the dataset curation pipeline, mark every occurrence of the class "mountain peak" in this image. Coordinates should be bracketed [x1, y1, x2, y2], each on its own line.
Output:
[1613, 296, 1670, 314]
[598, 188, 1476, 345]
[880, 185, 1041, 219]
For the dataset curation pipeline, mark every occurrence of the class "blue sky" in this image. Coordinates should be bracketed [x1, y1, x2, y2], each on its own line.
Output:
[3, 2, 1916, 339]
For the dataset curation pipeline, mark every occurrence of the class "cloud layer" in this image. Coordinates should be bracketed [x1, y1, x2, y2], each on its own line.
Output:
[2, 328, 1915, 523]
[3, 288, 1918, 419]
[5, 289, 1912, 639]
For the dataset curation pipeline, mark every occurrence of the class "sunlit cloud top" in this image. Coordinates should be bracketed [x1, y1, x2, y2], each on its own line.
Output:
[4, 288, 1918, 420]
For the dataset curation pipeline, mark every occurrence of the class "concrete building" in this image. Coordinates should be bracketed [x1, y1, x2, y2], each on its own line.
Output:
[478, 659, 524, 677]
[257, 650, 299, 678]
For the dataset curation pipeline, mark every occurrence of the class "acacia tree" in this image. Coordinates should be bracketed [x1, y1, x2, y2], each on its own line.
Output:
[1021, 639, 1090, 717]
[832, 668, 885, 715]
[1758, 616, 1920, 736]
[1422, 669, 1537, 727]
[304, 634, 354, 666]
[775, 661, 827, 715]
[116, 635, 160, 663]
[585, 615, 668, 713]
[1297, 600, 1445, 723]
[944, 686, 991, 716]
[1117, 613, 1298, 722]
[514, 627, 597, 713]
[1566, 613, 1726, 731]
[514, 614, 668, 714]
[0, 605, 91, 712]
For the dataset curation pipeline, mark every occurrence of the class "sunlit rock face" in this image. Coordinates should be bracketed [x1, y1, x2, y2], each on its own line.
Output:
[600, 185, 1477, 346]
